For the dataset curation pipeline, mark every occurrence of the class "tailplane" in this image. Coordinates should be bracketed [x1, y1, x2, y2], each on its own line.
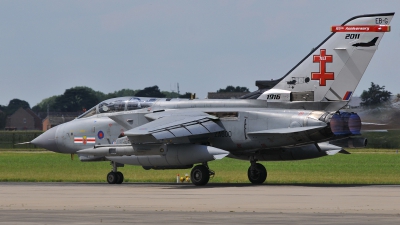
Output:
[258, 13, 394, 103]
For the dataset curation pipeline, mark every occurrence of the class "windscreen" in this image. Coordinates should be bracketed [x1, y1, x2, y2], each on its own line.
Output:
[77, 106, 97, 119]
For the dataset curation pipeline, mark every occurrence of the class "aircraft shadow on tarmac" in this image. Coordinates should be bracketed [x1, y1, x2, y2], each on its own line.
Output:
[159, 183, 391, 189]
[91, 182, 389, 189]
[6, 182, 395, 189]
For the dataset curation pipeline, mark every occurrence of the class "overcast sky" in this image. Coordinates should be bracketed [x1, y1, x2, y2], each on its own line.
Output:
[1, 0, 399, 106]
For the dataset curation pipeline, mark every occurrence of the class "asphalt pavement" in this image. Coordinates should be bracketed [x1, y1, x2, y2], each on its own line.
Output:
[1, 182, 399, 224]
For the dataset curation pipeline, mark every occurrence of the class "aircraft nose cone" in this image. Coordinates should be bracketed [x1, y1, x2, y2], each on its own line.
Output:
[31, 126, 59, 152]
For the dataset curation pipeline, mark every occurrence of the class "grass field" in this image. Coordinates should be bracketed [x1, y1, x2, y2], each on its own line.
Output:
[1, 149, 399, 184]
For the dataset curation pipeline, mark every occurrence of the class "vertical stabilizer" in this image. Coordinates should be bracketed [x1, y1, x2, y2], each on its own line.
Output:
[258, 13, 394, 103]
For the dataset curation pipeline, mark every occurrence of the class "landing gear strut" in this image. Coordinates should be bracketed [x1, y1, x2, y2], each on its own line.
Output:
[248, 157, 267, 184]
[107, 161, 124, 184]
[191, 163, 214, 186]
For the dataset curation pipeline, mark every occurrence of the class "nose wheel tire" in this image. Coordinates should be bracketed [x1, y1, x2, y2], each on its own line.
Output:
[248, 163, 267, 184]
[191, 165, 210, 186]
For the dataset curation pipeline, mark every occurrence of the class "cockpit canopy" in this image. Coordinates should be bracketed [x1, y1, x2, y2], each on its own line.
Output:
[77, 97, 176, 119]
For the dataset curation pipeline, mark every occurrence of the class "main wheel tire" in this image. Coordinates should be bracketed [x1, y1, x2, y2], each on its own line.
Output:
[107, 172, 117, 184]
[247, 163, 267, 184]
[116, 172, 124, 184]
[191, 165, 210, 186]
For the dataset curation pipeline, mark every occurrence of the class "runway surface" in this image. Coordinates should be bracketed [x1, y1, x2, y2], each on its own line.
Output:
[1, 182, 400, 224]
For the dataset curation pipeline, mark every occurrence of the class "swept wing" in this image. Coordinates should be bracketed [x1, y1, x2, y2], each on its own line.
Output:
[113, 110, 224, 141]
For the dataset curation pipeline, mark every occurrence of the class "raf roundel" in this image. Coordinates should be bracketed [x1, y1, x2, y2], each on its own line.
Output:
[98, 131, 104, 139]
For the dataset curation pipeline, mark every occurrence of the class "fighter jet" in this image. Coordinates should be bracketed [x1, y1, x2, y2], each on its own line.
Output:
[31, 13, 394, 186]
[352, 37, 379, 47]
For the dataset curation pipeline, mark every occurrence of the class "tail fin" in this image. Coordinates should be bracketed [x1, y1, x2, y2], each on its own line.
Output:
[258, 13, 394, 103]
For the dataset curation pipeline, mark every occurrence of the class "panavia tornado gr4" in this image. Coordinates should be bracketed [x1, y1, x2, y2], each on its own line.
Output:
[31, 13, 394, 186]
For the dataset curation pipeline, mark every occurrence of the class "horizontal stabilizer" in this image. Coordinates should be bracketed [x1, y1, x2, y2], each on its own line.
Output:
[339, 149, 351, 154]
[325, 150, 341, 155]
[317, 142, 343, 155]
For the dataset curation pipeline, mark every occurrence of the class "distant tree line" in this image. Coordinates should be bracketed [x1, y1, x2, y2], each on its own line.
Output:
[360, 82, 392, 106]
[31, 86, 194, 113]
[217, 85, 249, 93]
[0, 85, 251, 129]
[0, 85, 194, 129]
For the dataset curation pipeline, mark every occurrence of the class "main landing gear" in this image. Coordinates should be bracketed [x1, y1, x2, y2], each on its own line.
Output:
[247, 158, 267, 184]
[107, 161, 124, 184]
[191, 163, 215, 186]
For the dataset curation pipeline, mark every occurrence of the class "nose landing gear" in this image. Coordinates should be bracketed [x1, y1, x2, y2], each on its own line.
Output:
[248, 158, 267, 184]
[191, 163, 215, 186]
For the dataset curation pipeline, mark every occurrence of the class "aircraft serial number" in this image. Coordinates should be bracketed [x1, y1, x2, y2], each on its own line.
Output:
[215, 131, 232, 138]
[345, 34, 360, 39]
[266, 94, 281, 100]
[375, 18, 389, 24]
